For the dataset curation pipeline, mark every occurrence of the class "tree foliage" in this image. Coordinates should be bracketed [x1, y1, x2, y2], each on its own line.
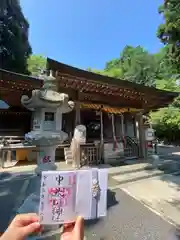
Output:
[120, 46, 157, 86]
[157, 0, 180, 72]
[151, 107, 180, 143]
[27, 55, 46, 76]
[0, 0, 32, 74]
[149, 0, 180, 143]
[88, 45, 160, 87]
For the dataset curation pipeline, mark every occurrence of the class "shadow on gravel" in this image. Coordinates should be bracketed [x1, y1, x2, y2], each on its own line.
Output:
[109, 162, 128, 167]
[0, 171, 33, 233]
[0, 171, 33, 183]
[145, 163, 180, 217]
[163, 171, 180, 212]
[85, 189, 119, 229]
[168, 228, 180, 240]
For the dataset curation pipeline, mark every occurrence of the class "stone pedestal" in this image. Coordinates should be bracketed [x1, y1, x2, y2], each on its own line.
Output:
[17, 144, 61, 236]
[35, 146, 57, 175]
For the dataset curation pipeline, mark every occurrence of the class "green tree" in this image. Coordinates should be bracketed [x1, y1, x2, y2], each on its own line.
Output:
[157, 0, 180, 72]
[0, 0, 32, 74]
[120, 45, 157, 87]
[27, 55, 46, 76]
[151, 106, 180, 143]
[87, 64, 123, 79]
[104, 59, 123, 78]
[154, 47, 171, 79]
[89, 46, 157, 86]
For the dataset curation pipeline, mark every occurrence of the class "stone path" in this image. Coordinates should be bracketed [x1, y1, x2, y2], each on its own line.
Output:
[120, 173, 180, 227]
[157, 145, 180, 156]
[84, 189, 178, 240]
[0, 161, 74, 173]
[2, 161, 180, 239]
[0, 171, 33, 233]
[108, 163, 165, 188]
[108, 163, 180, 228]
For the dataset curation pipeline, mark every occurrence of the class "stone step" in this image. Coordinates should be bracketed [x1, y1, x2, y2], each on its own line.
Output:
[112, 167, 164, 185]
[64, 148, 73, 164]
[105, 156, 138, 165]
[65, 155, 72, 159]
[64, 154, 72, 159]
[64, 149, 72, 153]
[108, 163, 150, 175]
[65, 159, 73, 164]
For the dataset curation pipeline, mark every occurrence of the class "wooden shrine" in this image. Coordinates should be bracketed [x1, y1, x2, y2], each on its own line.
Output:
[0, 59, 178, 166]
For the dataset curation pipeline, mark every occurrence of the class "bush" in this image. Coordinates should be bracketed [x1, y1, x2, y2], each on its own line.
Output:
[150, 107, 180, 144]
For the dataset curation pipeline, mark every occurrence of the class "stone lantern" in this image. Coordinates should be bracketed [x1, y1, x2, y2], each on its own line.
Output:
[17, 71, 74, 222]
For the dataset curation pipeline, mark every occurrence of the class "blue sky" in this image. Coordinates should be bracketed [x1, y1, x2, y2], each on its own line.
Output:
[20, 0, 164, 70]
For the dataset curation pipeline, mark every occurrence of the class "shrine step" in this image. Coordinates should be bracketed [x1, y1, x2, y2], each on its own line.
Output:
[64, 147, 73, 164]
[105, 155, 138, 165]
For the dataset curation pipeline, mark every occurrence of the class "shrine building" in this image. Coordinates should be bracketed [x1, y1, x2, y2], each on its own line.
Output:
[0, 58, 178, 165]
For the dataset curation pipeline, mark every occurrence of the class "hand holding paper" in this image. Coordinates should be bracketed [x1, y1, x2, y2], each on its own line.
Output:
[39, 168, 108, 224]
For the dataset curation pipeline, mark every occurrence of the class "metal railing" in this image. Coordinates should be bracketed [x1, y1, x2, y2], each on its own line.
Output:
[124, 136, 139, 158]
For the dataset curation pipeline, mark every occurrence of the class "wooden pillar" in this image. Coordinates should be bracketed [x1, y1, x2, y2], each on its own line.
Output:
[30, 112, 34, 130]
[120, 114, 125, 145]
[136, 113, 146, 160]
[111, 114, 117, 149]
[6, 150, 12, 164]
[123, 113, 127, 136]
[111, 114, 115, 138]
[135, 115, 139, 140]
[1, 150, 6, 168]
[75, 91, 81, 126]
[75, 102, 81, 126]
[133, 114, 137, 138]
[100, 110, 104, 162]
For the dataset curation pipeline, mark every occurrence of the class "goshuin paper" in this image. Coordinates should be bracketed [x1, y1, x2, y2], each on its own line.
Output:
[39, 168, 108, 225]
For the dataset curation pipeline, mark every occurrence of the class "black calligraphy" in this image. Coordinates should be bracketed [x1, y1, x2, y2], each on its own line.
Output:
[56, 175, 64, 185]
[48, 187, 72, 221]
[39, 174, 48, 219]
[52, 206, 63, 221]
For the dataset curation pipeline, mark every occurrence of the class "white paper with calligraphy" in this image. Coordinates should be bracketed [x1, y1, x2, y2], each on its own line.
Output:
[39, 169, 108, 225]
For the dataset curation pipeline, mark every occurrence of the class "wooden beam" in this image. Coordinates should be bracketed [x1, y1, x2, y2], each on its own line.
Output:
[79, 92, 143, 109]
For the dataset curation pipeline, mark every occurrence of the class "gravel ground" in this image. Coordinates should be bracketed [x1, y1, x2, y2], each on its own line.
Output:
[0, 172, 33, 232]
[22, 188, 180, 240]
[84, 189, 179, 240]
